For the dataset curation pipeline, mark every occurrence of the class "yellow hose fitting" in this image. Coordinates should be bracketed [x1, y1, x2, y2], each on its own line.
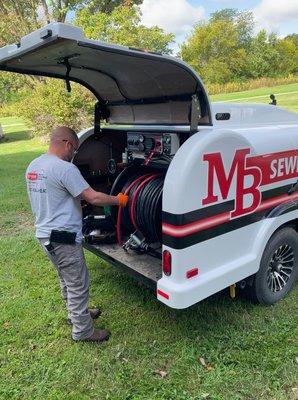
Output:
[229, 283, 236, 299]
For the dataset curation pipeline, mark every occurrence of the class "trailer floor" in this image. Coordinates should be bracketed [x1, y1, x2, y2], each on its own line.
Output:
[84, 242, 162, 288]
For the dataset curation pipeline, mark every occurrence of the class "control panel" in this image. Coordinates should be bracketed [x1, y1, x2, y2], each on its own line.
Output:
[126, 132, 179, 159]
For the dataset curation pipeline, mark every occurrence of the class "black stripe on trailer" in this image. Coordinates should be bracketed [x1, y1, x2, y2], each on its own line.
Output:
[163, 208, 266, 249]
[162, 184, 297, 250]
[162, 184, 293, 226]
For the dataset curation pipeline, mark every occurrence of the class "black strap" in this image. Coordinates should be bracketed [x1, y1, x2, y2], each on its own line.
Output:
[65, 58, 72, 93]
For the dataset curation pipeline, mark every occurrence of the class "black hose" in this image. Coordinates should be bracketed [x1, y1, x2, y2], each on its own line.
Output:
[134, 175, 164, 242]
[111, 167, 164, 243]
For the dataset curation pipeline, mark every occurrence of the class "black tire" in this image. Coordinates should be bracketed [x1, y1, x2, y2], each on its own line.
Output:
[246, 227, 298, 305]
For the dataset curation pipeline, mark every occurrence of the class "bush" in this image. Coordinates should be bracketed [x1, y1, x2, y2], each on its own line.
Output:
[0, 72, 34, 104]
[0, 78, 95, 138]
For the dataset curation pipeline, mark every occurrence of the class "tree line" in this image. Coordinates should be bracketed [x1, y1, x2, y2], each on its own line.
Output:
[181, 9, 298, 84]
[1, 1, 297, 84]
[0, 1, 297, 136]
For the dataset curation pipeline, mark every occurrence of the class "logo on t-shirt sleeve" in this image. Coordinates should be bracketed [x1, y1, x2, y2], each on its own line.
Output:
[27, 172, 38, 181]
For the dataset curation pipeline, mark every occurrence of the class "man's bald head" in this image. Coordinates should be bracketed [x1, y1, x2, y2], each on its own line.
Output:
[50, 126, 78, 144]
[48, 126, 79, 161]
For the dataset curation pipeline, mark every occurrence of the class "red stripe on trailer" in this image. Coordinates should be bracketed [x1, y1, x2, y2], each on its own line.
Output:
[163, 211, 230, 237]
[257, 192, 298, 212]
[157, 289, 169, 300]
[162, 192, 298, 238]
[247, 149, 298, 185]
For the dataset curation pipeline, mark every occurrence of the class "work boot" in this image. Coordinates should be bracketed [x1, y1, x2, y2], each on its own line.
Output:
[81, 328, 111, 343]
[67, 308, 102, 325]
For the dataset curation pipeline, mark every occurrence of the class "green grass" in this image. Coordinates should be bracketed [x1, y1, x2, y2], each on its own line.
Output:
[210, 82, 298, 113]
[0, 90, 298, 400]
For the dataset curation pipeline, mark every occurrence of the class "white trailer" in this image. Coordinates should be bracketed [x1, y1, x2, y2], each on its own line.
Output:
[1, 23, 297, 308]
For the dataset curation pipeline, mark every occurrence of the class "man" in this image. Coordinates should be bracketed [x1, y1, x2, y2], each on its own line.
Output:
[25, 126, 128, 343]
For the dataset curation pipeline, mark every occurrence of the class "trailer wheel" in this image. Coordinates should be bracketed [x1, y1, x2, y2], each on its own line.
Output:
[248, 227, 298, 305]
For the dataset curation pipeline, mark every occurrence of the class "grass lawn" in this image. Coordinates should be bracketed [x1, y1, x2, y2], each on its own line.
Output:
[0, 88, 298, 400]
[210, 82, 298, 113]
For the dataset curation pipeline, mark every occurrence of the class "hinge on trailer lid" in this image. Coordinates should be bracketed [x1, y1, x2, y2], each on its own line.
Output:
[190, 94, 201, 134]
[94, 101, 110, 136]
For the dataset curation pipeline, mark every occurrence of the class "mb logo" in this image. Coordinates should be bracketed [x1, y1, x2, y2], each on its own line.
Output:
[202, 148, 262, 218]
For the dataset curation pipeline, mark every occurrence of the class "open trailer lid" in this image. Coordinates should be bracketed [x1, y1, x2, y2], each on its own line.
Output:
[0, 23, 211, 127]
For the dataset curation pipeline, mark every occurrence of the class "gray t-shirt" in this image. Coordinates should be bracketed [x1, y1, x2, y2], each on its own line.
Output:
[25, 154, 90, 243]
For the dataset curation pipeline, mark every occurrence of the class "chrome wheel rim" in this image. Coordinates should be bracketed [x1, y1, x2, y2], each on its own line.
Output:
[267, 244, 295, 292]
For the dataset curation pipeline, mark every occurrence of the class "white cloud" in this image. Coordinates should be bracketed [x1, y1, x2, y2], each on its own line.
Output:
[253, 0, 298, 33]
[140, 0, 205, 37]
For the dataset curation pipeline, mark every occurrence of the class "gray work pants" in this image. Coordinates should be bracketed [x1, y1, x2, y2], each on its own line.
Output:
[39, 239, 94, 340]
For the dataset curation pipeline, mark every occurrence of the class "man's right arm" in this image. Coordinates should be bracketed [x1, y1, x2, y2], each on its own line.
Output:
[61, 163, 128, 207]
[81, 187, 128, 207]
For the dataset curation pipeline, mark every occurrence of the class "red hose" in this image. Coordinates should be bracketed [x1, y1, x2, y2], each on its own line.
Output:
[116, 174, 151, 245]
[129, 174, 159, 230]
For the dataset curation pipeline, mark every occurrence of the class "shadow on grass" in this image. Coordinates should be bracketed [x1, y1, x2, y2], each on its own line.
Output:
[1, 129, 31, 143]
[90, 260, 261, 342]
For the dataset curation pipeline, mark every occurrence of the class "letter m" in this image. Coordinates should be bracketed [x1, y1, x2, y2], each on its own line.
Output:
[202, 149, 250, 206]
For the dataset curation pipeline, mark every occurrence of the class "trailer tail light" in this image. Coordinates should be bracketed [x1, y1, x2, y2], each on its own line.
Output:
[162, 250, 172, 276]
[186, 268, 199, 279]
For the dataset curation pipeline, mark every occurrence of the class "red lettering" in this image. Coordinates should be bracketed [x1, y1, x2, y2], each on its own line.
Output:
[203, 148, 262, 218]
[231, 164, 262, 218]
[202, 149, 250, 205]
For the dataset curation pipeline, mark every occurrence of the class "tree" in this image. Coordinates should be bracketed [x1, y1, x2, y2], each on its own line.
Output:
[285, 33, 298, 49]
[77, 0, 142, 14]
[75, 5, 174, 54]
[180, 7, 298, 83]
[180, 19, 248, 83]
[210, 8, 254, 49]
[275, 37, 298, 75]
[0, 1, 79, 45]
[0, 1, 40, 46]
[247, 31, 281, 78]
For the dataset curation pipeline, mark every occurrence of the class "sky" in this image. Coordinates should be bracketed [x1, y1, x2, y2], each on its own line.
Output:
[139, 0, 298, 53]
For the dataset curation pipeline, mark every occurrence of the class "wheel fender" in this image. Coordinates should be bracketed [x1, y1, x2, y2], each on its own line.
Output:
[251, 212, 298, 272]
